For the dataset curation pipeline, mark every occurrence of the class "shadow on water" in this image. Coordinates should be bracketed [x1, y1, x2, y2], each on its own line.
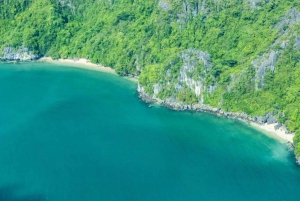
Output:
[0, 185, 46, 201]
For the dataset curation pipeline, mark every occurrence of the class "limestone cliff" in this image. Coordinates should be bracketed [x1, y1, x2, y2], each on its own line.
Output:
[0, 47, 39, 61]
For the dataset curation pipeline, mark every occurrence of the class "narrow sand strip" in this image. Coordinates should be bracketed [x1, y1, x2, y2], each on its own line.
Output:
[38, 57, 117, 74]
[38, 57, 137, 82]
[250, 122, 294, 143]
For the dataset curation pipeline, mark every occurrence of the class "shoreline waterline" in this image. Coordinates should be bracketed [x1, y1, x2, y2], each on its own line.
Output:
[38, 57, 137, 82]
[139, 96, 295, 144]
[7, 58, 295, 143]
[1, 61, 300, 200]
[249, 122, 294, 143]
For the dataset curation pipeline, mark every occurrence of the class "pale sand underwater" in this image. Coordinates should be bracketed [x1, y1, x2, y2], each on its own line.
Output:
[250, 122, 294, 143]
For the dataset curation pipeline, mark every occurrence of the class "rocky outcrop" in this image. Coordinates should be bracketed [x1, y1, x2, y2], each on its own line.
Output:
[173, 0, 208, 27]
[294, 36, 300, 50]
[177, 49, 211, 97]
[253, 112, 277, 124]
[139, 48, 212, 103]
[138, 46, 293, 135]
[158, 0, 171, 11]
[138, 83, 293, 136]
[252, 8, 300, 89]
[208, 84, 217, 94]
[252, 50, 278, 89]
[161, 0, 270, 27]
[248, 0, 268, 9]
[275, 8, 300, 33]
[0, 47, 39, 61]
[58, 0, 76, 12]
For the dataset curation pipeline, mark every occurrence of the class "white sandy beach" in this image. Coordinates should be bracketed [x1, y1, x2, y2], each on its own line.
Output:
[39, 57, 138, 82]
[39, 57, 117, 74]
[250, 122, 294, 143]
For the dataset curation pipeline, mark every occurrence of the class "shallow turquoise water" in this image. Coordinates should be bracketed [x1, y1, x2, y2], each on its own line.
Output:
[0, 62, 300, 201]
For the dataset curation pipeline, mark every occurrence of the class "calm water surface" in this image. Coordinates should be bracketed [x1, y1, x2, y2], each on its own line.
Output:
[0, 62, 300, 201]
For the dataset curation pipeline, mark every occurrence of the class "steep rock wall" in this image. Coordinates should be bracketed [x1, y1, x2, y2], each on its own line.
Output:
[0, 47, 39, 61]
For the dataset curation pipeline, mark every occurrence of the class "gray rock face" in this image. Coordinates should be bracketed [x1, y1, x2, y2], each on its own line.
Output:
[181, 49, 212, 72]
[267, 116, 277, 124]
[177, 49, 211, 96]
[274, 123, 282, 130]
[294, 36, 300, 50]
[248, 0, 270, 9]
[137, 6, 297, 141]
[58, 0, 75, 10]
[173, 0, 269, 27]
[138, 82, 290, 135]
[208, 84, 217, 94]
[252, 50, 278, 89]
[0, 47, 39, 61]
[138, 74, 295, 139]
[276, 8, 300, 33]
[253, 112, 277, 124]
[252, 8, 300, 89]
[153, 83, 162, 98]
[139, 48, 212, 103]
[177, 0, 207, 26]
[158, 0, 171, 11]
[135, 54, 141, 71]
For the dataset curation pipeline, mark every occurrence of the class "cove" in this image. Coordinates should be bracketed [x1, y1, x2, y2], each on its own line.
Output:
[0, 62, 300, 201]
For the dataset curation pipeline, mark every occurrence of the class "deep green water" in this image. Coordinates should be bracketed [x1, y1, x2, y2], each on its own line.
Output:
[0, 62, 300, 201]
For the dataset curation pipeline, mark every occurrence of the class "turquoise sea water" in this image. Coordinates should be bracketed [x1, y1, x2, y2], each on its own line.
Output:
[0, 62, 300, 201]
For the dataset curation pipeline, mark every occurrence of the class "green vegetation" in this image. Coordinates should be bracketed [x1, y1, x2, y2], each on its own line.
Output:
[1, 0, 300, 160]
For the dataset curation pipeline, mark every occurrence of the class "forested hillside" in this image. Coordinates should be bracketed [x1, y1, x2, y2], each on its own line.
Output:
[1, 0, 300, 162]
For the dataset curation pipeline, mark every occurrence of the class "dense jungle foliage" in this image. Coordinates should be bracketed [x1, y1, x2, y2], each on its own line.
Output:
[1, 0, 300, 160]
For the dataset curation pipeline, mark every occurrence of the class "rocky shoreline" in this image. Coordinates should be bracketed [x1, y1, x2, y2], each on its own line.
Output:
[138, 84, 295, 144]
[0, 47, 39, 61]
